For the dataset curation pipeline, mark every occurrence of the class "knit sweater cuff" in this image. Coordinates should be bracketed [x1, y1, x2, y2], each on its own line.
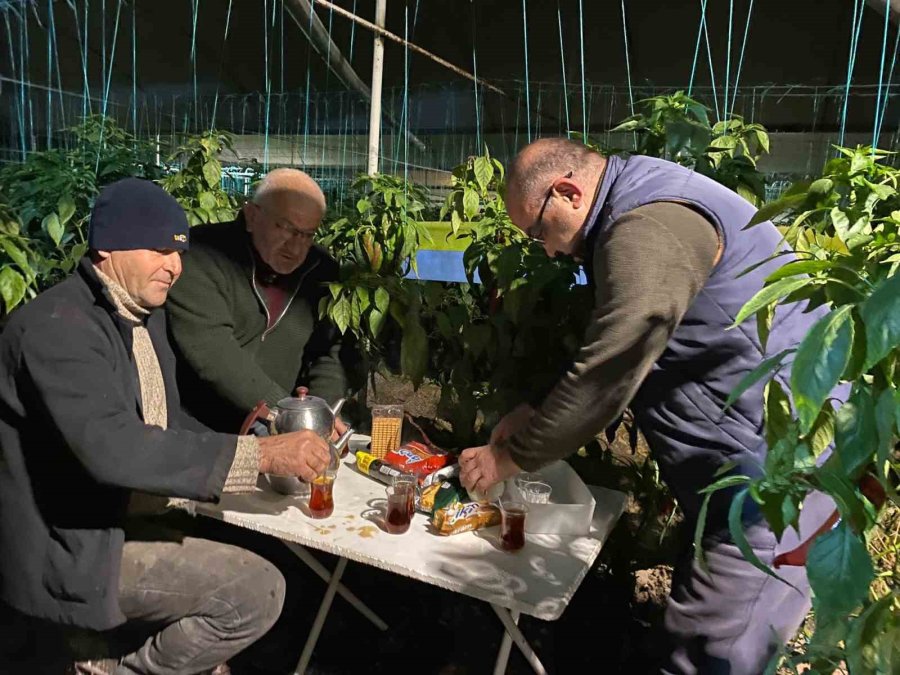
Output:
[222, 435, 261, 493]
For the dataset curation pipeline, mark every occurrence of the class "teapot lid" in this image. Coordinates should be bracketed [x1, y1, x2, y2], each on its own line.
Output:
[274, 387, 332, 414]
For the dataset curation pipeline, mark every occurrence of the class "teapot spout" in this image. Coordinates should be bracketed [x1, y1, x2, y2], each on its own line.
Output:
[334, 427, 354, 453]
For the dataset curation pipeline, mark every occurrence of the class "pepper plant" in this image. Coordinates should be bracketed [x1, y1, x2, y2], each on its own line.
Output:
[607, 91, 770, 205]
[0, 116, 160, 314]
[318, 173, 432, 389]
[608, 90, 713, 163]
[700, 146, 900, 673]
[0, 121, 246, 317]
[419, 149, 590, 447]
[159, 131, 239, 226]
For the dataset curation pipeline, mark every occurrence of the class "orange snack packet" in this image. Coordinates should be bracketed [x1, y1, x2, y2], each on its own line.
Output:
[383, 441, 451, 481]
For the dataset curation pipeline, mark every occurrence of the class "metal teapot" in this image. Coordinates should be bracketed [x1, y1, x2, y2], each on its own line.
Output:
[263, 387, 354, 495]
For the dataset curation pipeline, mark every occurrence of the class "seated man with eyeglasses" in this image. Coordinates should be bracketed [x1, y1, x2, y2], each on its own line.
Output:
[166, 168, 352, 434]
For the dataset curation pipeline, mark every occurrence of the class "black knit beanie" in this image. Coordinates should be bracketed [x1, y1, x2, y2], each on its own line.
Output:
[88, 178, 190, 252]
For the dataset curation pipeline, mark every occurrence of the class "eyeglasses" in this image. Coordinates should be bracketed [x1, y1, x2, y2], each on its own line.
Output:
[254, 203, 317, 242]
[525, 171, 573, 241]
[273, 219, 317, 242]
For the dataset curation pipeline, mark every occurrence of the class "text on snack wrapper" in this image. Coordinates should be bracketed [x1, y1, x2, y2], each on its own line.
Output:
[394, 448, 427, 464]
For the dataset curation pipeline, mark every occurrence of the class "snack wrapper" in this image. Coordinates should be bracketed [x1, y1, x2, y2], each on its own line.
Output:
[417, 466, 461, 514]
[383, 442, 451, 481]
[432, 501, 500, 536]
[418, 481, 444, 514]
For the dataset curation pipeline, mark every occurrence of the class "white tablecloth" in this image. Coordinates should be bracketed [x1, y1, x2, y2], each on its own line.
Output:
[196, 439, 627, 621]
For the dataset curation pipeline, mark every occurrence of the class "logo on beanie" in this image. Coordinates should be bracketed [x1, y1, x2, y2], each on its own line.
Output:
[173, 234, 188, 243]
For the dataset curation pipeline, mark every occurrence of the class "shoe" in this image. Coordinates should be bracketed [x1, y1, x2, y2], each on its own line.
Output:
[69, 659, 119, 675]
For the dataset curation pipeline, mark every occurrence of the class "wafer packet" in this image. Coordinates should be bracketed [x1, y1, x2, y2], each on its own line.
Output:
[432, 501, 501, 536]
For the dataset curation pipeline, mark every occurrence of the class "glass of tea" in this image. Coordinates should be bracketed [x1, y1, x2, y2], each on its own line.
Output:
[308, 469, 336, 519]
[385, 484, 414, 534]
[391, 473, 417, 518]
[499, 501, 528, 552]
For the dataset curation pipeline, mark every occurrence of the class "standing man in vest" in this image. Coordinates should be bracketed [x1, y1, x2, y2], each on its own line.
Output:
[166, 168, 352, 434]
[458, 138, 836, 675]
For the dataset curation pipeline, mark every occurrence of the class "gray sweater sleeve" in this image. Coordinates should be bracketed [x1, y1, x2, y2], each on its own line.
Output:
[506, 202, 720, 471]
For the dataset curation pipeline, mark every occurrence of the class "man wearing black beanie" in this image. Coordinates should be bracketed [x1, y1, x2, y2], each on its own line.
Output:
[0, 178, 331, 674]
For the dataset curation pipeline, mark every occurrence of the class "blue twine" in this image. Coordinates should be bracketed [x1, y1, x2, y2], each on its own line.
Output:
[728, 0, 754, 119]
[95, 0, 123, 171]
[46, 0, 52, 146]
[620, 0, 636, 149]
[319, 98, 327, 168]
[874, 17, 900, 145]
[701, 4, 720, 122]
[339, 94, 348, 201]
[101, 0, 106, 108]
[323, 1, 332, 90]
[688, 0, 709, 95]
[49, 0, 66, 144]
[838, 0, 865, 149]
[210, 0, 234, 130]
[872, 0, 891, 150]
[263, 0, 272, 169]
[521, 0, 531, 142]
[403, 1, 409, 183]
[513, 89, 521, 150]
[578, 0, 586, 142]
[3, 11, 26, 159]
[100, 0, 122, 122]
[348, 0, 357, 62]
[131, 0, 136, 133]
[620, 0, 634, 117]
[472, 1, 481, 151]
[23, 4, 35, 151]
[557, 1, 570, 134]
[724, 0, 733, 121]
[190, 0, 199, 126]
[66, 0, 92, 119]
[302, 0, 315, 166]
[82, 0, 89, 117]
[390, 0, 418, 173]
[281, 0, 286, 97]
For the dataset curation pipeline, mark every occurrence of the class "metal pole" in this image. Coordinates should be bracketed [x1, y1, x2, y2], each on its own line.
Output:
[366, 0, 387, 176]
[316, 0, 505, 96]
[285, 0, 424, 149]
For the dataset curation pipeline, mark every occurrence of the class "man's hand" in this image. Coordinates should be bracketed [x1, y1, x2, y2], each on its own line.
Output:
[490, 403, 535, 446]
[258, 430, 331, 482]
[459, 444, 521, 496]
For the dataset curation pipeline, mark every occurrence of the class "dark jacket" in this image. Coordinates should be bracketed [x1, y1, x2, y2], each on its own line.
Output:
[0, 259, 237, 630]
[166, 217, 351, 432]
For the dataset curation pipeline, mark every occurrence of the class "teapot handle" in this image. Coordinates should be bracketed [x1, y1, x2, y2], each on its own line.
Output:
[239, 400, 273, 436]
[330, 398, 347, 418]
